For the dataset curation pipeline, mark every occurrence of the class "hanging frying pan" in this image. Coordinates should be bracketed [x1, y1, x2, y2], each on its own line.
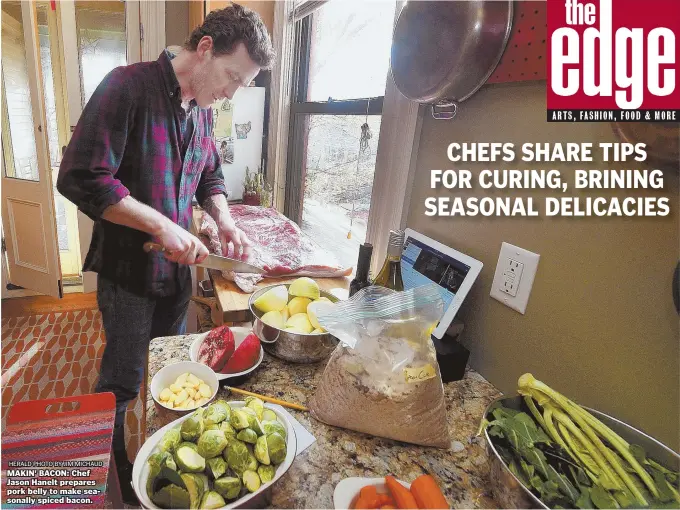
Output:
[390, 1, 513, 119]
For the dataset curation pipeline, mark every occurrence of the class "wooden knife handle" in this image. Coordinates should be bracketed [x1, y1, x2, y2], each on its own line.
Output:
[143, 241, 167, 253]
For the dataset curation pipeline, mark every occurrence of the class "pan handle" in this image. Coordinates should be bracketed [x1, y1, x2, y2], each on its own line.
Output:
[431, 100, 458, 120]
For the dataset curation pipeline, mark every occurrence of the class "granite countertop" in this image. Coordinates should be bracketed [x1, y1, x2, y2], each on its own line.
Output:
[146, 335, 503, 509]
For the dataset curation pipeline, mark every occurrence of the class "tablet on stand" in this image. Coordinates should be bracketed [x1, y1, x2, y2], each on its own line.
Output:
[401, 228, 483, 382]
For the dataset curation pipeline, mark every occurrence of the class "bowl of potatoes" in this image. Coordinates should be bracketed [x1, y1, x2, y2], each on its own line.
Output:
[150, 361, 219, 422]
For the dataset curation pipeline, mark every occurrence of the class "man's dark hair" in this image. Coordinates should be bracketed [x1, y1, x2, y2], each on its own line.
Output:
[185, 3, 275, 70]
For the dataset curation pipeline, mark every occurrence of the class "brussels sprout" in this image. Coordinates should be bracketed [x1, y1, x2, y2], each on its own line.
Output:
[204, 400, 231, 426]
[204, 423, 219, 431]
[266, 433, 287, 465]
[173, 442, 198, 467]
[245, 446, 259, 472]
[245, 397, 265, 420]
[236, 428, 258, 445]
[242, 470, 261, 493]
[220, 421, 237, 439]
[230, 409, 251, 430]
[192, 473, 210, 494]
[175, 446, 206, 473]
[152, 483, 190, 509]
[261, 420, 287, 440]
[158, 428, 182, 453]
[146, 452, 175, 496]
[180, 473, 203, 509]
[241, 406, 256, 417]
[225, 439, 251, 477]
[214, 476, 242, 500]
[241, 411, 264, 436]
[197, 429, 228, 459]
[199, 490, 226, 509]
[254, 435, 270, 465]
[177, 442, 199, 452]
[257, 464, 276, 483]
[206, 457, 227, 480]
[181, 411, 205, 442]
[262, 409, 277, 422]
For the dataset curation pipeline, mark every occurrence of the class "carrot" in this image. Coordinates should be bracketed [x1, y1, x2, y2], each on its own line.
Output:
[380, 506, 396, 509]
[353, 495, 371, 510]
[378, 494, 396, 506]
[385, 476, 418, 509]
[359, 485, 381, 508]
[410, 474, 450, 509]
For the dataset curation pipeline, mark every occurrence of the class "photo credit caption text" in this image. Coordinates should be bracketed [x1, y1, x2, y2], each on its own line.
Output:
[3, 460, 105, 506]
[425, 142, 670, 217]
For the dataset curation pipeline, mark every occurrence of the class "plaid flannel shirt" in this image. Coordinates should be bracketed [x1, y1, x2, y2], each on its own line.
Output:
[57, 50, 227, 297]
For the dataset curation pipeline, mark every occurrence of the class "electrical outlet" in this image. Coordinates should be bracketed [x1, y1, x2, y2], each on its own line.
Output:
[490, 242, 540, 314]
[501, 258, 524, 297]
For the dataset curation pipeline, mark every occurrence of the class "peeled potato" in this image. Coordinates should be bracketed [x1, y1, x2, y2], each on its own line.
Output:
[289, 277, 320, 300]
[287, 296, 312, 316]
[261, 310, 284, 329]
[198, 383, 212, 398]
[307, 300, 334, 330]
[159, 372, 210, 409]
[253, 285, 288, 313]
[174, 389, 189, 407]
[285, 313, 313, 334]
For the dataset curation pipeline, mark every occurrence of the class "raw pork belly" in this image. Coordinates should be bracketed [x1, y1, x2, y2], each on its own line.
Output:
[198, 205, 352, 292]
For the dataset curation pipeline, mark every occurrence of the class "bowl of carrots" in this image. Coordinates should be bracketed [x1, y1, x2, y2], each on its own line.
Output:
[333, 474, 450, 510]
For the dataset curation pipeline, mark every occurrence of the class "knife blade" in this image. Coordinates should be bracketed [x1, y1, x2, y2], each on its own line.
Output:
[143, 242, 265, 274]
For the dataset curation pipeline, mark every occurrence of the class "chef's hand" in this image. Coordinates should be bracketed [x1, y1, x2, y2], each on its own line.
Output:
[218, 219, 252, 261]
[156, 220, 209, 265]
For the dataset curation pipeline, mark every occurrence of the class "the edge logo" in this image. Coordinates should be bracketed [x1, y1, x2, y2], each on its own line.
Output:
[550, 0, 676, 110]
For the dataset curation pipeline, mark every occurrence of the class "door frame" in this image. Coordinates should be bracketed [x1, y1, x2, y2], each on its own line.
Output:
[58, 0, 148, 293]
[1, 1, 63, 299]
[1, 0, 151, 297]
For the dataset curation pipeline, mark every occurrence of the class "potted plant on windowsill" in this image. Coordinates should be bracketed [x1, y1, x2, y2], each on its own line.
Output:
[242, 166, 261, 205]
[242, 167, 273, 207]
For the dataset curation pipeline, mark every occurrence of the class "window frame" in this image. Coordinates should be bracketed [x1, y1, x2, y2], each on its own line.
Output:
[268, 0, 422, 275]
[284, 12, 385, 224]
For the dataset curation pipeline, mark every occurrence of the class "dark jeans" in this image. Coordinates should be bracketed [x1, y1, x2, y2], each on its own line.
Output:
[95, 274, 191, 456]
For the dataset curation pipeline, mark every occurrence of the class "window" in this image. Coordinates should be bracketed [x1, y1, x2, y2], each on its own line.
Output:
[286, 1, 397, 271]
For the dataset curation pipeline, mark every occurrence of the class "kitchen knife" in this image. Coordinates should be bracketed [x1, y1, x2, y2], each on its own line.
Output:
[143, 242, 266, 274]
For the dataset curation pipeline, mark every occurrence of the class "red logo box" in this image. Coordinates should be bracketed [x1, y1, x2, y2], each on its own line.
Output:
[546, 0, 680, 121]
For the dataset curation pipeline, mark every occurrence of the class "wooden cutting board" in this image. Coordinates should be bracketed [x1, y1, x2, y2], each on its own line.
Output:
[1, 393, 118, 509]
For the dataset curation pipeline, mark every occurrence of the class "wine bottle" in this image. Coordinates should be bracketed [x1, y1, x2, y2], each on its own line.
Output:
[373, 230, 404, 291]
[349, 243, 374, 297]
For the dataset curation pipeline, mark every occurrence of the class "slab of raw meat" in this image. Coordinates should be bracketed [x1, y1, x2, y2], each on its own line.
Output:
[198, 206, 352, 293]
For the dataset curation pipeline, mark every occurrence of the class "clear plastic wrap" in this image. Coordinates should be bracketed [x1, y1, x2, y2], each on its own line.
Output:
[309, 284, 451, 448]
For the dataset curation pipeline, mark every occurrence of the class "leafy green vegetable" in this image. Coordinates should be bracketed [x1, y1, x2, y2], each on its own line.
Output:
[483, 374, 680, 510]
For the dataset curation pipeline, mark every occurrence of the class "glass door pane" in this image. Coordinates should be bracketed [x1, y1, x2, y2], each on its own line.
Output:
[36, 1, 63, 168]
[75, 1, 126, 106]
[301, 115, 382, 271]
[1, 1, 40, 181]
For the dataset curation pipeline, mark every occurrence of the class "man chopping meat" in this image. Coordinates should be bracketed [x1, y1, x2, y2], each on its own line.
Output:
[57, 4, 274, 503]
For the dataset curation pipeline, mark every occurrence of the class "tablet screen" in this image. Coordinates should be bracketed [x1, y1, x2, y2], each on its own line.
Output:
[401, 237, 471, 312]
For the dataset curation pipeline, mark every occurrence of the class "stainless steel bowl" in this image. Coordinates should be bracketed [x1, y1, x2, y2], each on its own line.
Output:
[391, 0, 513, 119]
[483, 395, 680, 509]
[249, 284, 340, 364]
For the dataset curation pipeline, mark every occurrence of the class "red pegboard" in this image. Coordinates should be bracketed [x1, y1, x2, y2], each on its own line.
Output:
[487, 1, 548, 83]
